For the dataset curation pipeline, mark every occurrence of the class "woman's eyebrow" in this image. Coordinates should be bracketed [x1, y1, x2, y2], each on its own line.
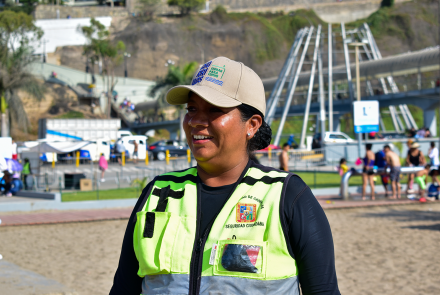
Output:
[187, 97, 195, 103]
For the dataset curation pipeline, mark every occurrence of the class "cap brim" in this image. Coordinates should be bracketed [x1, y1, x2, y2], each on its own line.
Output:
[166, 85, 242, 108]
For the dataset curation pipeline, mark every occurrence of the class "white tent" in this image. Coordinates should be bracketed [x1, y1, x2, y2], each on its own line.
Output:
[28, 141, 91, 154]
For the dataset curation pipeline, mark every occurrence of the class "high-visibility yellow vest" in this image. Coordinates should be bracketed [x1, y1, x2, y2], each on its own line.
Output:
[134, 164, 299, 295]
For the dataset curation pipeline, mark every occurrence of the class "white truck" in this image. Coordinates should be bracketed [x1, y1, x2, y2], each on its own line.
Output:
[115, 135, 148, 160]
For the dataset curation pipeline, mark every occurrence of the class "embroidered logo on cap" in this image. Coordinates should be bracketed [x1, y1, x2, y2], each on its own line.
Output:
[192, 61, 212, 85]
[208, 65, 226, 79]
[236, 203, 257, 223]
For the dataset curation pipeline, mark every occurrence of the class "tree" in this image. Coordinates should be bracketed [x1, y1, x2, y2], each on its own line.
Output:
[82, 18, 126, 118]
[137, 0, 161, 21]
[0, 0, 39, 15]
[167, 0, 204, 16]
[0, 10, 45, 137]
[149, 61, 198, 140]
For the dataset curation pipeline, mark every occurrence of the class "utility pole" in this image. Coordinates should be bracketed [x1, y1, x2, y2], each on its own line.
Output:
[350, 42, 366, 159]
[124, 52, 131, 84]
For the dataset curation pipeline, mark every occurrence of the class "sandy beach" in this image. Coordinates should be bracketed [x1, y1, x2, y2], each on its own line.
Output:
[1, 203, 439, 294]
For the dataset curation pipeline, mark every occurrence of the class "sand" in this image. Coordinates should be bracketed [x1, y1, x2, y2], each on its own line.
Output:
[1, 203, 440, 294]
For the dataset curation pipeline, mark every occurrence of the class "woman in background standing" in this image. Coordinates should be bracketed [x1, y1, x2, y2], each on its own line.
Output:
[362, 143, 376, 200]
[99, 153, 108, 182]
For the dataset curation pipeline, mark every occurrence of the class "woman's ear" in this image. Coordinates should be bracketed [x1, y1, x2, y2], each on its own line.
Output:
[247, 115, 263, 138]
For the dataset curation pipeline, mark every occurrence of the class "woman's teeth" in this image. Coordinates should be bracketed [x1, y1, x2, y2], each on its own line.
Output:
[193, 135, 212, 140]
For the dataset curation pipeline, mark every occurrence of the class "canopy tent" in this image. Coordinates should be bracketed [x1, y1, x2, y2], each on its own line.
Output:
[28, 141, 91, 154]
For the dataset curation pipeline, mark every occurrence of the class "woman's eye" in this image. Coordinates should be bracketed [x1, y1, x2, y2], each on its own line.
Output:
[186, 107, 196, 112]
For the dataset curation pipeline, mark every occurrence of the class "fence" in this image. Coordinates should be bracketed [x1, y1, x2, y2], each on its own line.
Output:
[255, 148, 326, 169]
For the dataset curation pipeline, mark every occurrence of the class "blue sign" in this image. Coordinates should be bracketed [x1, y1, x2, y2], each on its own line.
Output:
[354, 125, 379, 134]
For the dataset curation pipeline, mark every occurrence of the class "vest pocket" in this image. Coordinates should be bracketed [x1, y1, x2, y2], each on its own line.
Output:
[135, 211, 180, 275]
[213, 239, 267, 279]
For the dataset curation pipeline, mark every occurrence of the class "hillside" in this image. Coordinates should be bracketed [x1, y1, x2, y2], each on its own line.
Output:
[11, 82, 105, 141]
[52, 0, 439, 81]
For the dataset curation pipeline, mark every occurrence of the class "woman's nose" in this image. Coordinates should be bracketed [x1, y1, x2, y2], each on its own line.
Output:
[189, 112, 209, 127]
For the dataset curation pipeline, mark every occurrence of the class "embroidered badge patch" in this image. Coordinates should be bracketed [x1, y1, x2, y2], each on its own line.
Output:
[236, 203, 257, 223]
[207, 65, 226, 79]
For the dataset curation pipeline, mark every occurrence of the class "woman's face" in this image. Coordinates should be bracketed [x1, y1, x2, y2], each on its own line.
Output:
[183, 93, 248, 166]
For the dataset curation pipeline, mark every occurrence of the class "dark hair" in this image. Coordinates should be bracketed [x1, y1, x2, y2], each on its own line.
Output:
[340, 158, 346, 165]
[425, 164, 431, 169]
[384, 145, 390, 150]
[366, 143, 373, 150]
[237, 104, 272, 153]
[431, 142, 435, 147]
[283, 143, 290, 148]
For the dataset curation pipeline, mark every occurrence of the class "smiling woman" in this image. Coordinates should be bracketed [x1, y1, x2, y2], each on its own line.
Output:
[110, 57, 340, 295]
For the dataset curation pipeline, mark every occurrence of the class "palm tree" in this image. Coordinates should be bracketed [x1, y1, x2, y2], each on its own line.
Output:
[149, 62, 198, 140]
[0, 11, 45, 136]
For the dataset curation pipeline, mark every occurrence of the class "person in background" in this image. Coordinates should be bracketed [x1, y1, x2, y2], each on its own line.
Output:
[116, 140, 125, 165]
[424, 128, 431, 138]
[132, 141, 139, 164]
[338, 158, 348, 176]
[415, 128, 426, 138]
[374, 148, 389, 197]
[11, 140, 17, 160]
[21, 158, 31, 190]
[428, 142, 439, 168]
[384, 145, 401, 199]
[406, 142, 426, 194]
[414, 164, 431, 199]
[99, 153, 108, 182]
[362, 143, 376, 200]
[279, 143, 290, 171]
[0, 170, 12, 197]
[408, 127, 416, 138]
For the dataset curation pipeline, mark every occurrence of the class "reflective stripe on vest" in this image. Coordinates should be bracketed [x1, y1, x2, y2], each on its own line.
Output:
[134, 165, 298, 295]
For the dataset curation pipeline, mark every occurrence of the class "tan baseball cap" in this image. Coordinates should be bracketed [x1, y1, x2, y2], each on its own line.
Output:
[166, 56, 266, 116]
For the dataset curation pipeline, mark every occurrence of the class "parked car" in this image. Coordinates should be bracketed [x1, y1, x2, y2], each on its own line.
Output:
[149, 140, 189, 161]
[322, 132, 354, 143]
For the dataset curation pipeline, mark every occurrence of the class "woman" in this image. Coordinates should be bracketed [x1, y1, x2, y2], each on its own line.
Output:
[406, 142, 425, 194]
[110, 57, 339, 295]
[362, 143, 376, 200]
[99, 153, 108, 182]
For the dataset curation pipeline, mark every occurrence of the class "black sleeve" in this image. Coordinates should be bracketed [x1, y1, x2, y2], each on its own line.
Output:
[283, 175, 340, 295]
[109, 181, 153, 295]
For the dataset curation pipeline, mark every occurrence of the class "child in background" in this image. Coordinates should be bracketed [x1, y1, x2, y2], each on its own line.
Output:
[415, 164, 431, 199]
[338, 158, 349, 176]
[99, 153, 108, 182]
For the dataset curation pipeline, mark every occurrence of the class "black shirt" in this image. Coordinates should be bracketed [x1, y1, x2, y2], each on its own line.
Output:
[110, 168, 340, 295]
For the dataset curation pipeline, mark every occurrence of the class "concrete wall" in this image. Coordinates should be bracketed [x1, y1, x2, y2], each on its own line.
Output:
[36, 0, 383, 23]
[35, 5, 128, 19]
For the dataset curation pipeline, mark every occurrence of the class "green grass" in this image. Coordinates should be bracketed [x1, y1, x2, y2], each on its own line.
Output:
[61, 187, 140, 202]
[295, 171, 408, 189]
[294, 171, 362, 189]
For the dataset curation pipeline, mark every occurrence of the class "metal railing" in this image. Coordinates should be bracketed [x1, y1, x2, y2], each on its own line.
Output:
[254, 148, 326, 169]
[340, 166, 425, 200]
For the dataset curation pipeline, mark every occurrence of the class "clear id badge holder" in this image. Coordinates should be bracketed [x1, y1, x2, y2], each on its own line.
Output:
[213, 240, 267, 279]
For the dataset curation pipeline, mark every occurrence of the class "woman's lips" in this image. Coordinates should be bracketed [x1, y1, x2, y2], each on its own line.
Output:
[192, 135, 213, 144]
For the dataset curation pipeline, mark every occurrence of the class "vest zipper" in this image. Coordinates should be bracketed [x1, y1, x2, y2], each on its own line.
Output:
[191, 212, 228, 295]
[189, 160, 252, 295]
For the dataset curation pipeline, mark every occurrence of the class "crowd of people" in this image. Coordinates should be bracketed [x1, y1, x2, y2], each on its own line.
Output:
[339, 140, 440, 201]
[408, 127, 433, 138]
[119, 97, 136, 113]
